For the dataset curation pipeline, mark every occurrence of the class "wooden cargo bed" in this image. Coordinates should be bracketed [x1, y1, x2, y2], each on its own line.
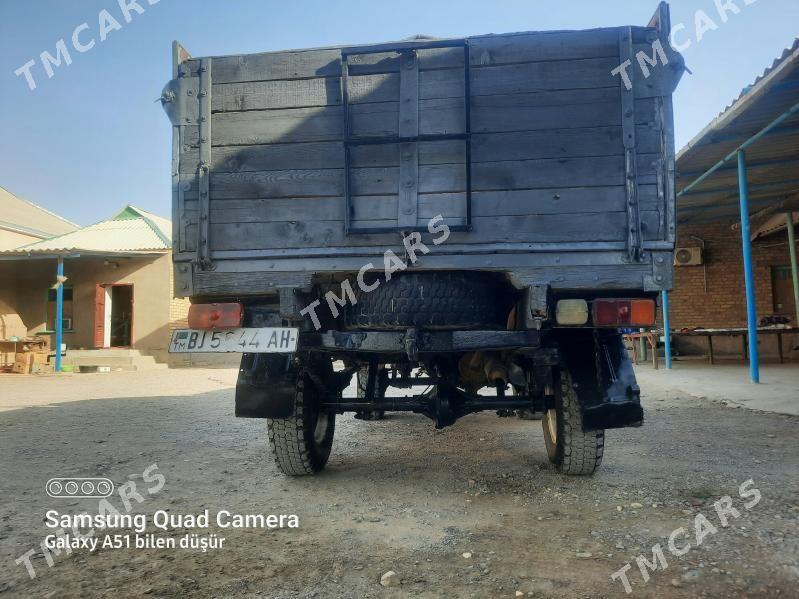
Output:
[163, 3, 683, 296]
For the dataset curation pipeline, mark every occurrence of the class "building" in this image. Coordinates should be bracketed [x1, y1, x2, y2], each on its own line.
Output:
[670, 39, 799, 366]
[0, 205, 190, 368]
[0, 186, 78, 250]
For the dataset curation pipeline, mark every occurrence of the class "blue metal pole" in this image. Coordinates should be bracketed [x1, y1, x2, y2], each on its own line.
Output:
[55, 255, 64, 373]
[737, 150, 759, 383]
[661, 289, 672, 369]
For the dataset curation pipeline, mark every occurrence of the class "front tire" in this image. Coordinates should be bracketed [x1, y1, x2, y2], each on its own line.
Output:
[267, 372, 335, 476]
[542, 370, 604, 475]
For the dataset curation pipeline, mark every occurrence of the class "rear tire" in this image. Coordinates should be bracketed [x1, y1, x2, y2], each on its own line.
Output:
[542, 370, 604, 475]
[267, 371, 335, 476]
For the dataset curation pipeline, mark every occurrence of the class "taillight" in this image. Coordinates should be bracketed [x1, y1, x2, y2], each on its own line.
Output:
[188, 302, 243, 329]
[592, 299, 655, 327]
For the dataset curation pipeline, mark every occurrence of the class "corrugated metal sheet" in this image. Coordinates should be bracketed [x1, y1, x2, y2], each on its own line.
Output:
[1, 205, 171, 255]
[720, 39, 799, 118]
[676, 39, 799, 224]
[0, 186, 78, 238]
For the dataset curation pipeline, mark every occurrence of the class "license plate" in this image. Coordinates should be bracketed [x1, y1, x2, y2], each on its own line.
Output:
[168, 327, 299, 354]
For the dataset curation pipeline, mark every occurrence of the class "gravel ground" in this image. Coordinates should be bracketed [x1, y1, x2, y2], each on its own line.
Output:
[0, 368, 797, 598]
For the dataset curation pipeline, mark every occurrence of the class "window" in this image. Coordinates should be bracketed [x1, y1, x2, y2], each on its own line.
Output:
[46, 286, 74, 331]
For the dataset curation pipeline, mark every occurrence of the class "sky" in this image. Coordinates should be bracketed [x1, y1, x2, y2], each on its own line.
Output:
[0, 0, 797, 225]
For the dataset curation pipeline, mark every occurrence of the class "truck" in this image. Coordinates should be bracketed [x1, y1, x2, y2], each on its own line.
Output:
[162, 2, 684, 476]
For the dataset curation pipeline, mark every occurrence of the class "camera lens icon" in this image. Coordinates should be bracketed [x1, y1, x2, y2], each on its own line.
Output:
[46, 478, 114, 498]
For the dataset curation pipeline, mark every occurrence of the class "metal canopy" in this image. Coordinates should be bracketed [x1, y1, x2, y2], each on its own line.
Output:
[676, 39, 799, 223]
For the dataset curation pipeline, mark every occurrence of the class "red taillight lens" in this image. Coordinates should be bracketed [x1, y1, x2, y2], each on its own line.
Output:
[592, 299, 655, 326]
[188, 302, 243, 329]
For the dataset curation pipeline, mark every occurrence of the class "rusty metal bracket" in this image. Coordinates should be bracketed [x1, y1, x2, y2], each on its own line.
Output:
[159, 76, 200, 126]
[195, 58, 214, 271]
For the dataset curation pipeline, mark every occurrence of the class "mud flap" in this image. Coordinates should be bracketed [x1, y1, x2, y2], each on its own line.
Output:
[556, 329, 643, 431]
[235, 354, 297, 418]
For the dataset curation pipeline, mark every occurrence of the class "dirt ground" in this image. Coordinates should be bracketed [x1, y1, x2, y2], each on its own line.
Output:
[0, 367, 797, 598]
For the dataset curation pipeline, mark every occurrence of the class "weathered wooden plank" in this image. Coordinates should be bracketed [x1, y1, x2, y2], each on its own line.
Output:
[185, 210, 661, 251]
[183, 154, 660, 200]
[472, 55, 670, 98]
[195, 107, 344, 146]
[471, 57, 620, 95]
[418, 186, 660, 218]
[186, 48, 342, 84]
[346, 47, 464, 75]
[184, 183, 662, 228]
[347, 68, 463, 103]
[472, 93, 656, 132]
[472, 156, 622, 189]
[199, 141, 343, 174]
[469, 29, 619, 65]
[186, 196, 399, 223]
[206, 169, 344, 198]
[350, 140, 465, 167]
[183, 124, 663, 174]
[183, 123, 662, 175]
[210, 68, 465, 112]
[191, 262, 651, 294]
[184, 140, 469, 174]
[350, 98, 465, 138]
[192, 271, 313, 295]
[212, 78, 342, 111]
[472, 125, 660, 161]
[185, 90, 657, 147]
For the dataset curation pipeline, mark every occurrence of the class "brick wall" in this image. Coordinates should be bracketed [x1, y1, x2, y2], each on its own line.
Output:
[669, 219, 798, 359]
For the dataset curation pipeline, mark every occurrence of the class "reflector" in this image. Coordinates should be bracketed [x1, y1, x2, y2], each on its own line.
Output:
[187, 302, 243, 329]
[555, 299, 589, 325]
[592, 299, 655, 326]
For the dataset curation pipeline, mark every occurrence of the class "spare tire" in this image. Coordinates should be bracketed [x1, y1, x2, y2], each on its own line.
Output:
[346, 272, 506, 330]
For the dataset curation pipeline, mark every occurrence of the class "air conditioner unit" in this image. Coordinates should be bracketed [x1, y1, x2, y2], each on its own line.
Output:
[674, 246, 703, 266]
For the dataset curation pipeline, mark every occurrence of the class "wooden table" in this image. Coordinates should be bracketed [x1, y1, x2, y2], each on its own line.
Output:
[671, 327, 799, 364]
[0, 337, 48, 367]
[624, 331, 661, 369]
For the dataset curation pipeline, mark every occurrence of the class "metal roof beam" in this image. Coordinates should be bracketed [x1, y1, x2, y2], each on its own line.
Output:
[679, 192, 799, 215]
[699, 123, 799, 147]
[677, 100, 799, 197]
[676, 178, 799, 198]
[678, 156, 799, 179]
